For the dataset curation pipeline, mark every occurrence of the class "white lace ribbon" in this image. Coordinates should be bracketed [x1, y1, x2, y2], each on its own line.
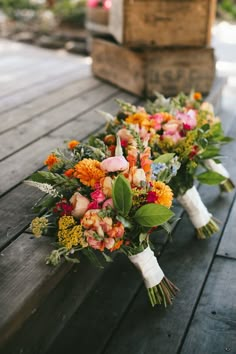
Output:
[177, 186, 211, 229]
[128, 246, 164, 288]
[204, 159, 229, 180]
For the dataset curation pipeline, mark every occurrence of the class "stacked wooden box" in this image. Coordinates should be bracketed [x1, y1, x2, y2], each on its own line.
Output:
[90, 0, 217, 97]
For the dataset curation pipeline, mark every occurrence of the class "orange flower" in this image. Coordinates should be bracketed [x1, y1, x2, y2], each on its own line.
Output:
[140, 147, 152, 180]
[193, 92, 202, 101]
[64, 168, 74, 178]
[125, 113, 153, 129]
[74, 159, 105, 188]
[151, 181, 173, 208]
[68, 140, 80, 150]
[111, 239, 124, 252]
[44, 154, 59, 170]
[161, 112, 175, 123]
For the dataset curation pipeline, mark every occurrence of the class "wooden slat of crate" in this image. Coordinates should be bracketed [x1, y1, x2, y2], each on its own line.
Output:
[92, 39, 215, 97]
[109, 0, 216, 47]
[86, 7, 109, 26]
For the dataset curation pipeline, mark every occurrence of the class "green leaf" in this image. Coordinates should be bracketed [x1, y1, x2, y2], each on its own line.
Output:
[134, 204, 174, 227]
[196, 171, 226, 185]
[116, 215, 132, 228]
[154, 153, 175, 164]
[219, 136, 234, 143]
[200, 147, 221, 159]
[112, 175, 132, 216]
[200, 123, 210, 132]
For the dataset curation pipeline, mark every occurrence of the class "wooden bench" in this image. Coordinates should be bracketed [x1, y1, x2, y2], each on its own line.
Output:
[0, 39, 236, 354]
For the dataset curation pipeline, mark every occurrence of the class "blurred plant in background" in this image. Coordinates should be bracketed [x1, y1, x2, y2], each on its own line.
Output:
[218, 0, 236, 20]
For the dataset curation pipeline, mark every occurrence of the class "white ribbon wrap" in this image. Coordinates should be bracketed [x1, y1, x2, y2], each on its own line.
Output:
[177, 186, 211, 229]
[128, 246, 164, 288]
[204, 159, 229, 179]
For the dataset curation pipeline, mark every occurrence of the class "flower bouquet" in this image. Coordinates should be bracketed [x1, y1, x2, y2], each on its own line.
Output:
[95, 93, 233, 239]
[27, 134, 179, 307]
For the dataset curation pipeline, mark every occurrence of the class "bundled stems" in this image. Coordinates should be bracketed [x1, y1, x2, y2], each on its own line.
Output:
[196, 218, 219, 240]
[220, 178, 235, 193]
[148, 277, 179, 307]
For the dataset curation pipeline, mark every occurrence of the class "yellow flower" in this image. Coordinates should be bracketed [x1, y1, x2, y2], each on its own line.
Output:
[57, 216, 87, 250]
[31, 217, 48, 238]
[125, 113, 153, 129]
[151, 181, 173, 208]
[74, 159, 105, 188]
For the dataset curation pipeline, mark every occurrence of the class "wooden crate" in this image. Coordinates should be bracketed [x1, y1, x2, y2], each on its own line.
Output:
[91, 38, 216, 97]
[109, 0, 216, 47]
[86, 7, 110, 35]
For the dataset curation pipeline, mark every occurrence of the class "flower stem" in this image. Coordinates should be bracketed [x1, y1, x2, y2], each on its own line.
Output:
[147, 277, 179, 307]
[196, 218, 219, 239]
[220, 178, 235, 193]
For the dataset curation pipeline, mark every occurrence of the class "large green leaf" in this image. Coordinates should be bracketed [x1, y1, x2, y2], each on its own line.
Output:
[134, 204, 174, 227]
[112, 175, 132, 216]
[197, 171, 226, 185]
[154, 153, 175, 164]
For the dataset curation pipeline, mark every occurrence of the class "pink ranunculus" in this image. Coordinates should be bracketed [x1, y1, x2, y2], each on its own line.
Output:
[70, 192, 90, 218]
[100, 156, 129, 172]
[91, 188, 106, 203]
[150, 113, 164, 130]
[81, 209, 101, 229]
[100, 216, 113, 233]
[102, 198, 114, 209]
[104, 237, 115, 250]
[176, 110, 197, 130]
[102, 176, 113, 197]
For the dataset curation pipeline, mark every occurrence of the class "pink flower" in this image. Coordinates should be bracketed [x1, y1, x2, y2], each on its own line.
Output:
[91, 188, 106, 203]
[176, 110, 197, 130]
[102, 198, 114, 209]
[162, 120, 179, 134]
[100, 156, 129, 172]
[150, 113, 164, 130]
[163, 131, 182, 144]
[70, 192, 90, 218]
[104, 237, 115, 249]
[86, 234, 104, 251]
[87, 0, 99, 8]
[100, 216, 113, 233]
[107, 222, 125, 238]
[87, 200, 101, 210]
[147, 191, 157, 203]
[81, 209, 101, 229]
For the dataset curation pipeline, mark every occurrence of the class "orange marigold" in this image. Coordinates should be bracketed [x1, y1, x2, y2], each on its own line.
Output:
[152, 181, 173, 208]
[193, 92, 202, 101]
[64, 168, 75, 178]
[74, 159, 105, 188]
[68, 140, 80, 150]
[44, 154, 59, 169]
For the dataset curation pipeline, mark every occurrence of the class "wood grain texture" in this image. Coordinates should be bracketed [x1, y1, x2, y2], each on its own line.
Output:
[0, 83, 118, 196]
[109, 0, 216, 47]
[92, 39, 215, 97]
[0, 233, 72, 349]
[181, 257, 236, 354]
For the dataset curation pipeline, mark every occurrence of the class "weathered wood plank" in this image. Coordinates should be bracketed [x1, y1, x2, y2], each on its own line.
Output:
[0, 233, 72, 349]
[0, 61, 91, 114]
[0, 78, 102, 160]
[181, 257, 236, 354]
[0, 83, 118, 196]
[2, 256, 110, 354]
[0, 59, 81, 98]
[0, 76, 97, 134]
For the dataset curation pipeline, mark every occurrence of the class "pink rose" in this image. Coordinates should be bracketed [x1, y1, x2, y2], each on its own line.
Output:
[86, 234, 104, 251]
[91, 188, 106, 203]
[104, 238, 115, 250]
[176, 110, 197, 130]
[70, 192, 90, 218]
[87, 0, 99, 8]
[102, 198, 114, 209]
[100, 156, 129, 172]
